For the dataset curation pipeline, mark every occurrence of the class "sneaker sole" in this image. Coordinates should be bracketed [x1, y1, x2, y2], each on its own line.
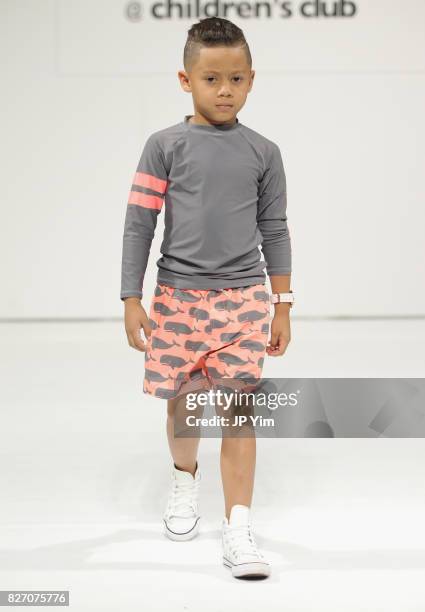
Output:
[223, 557, 271, 579]
[163, 517, 200, 541]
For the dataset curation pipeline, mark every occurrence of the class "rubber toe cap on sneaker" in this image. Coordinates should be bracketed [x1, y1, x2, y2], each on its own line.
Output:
[225, 559, 271, 579]
[164, 516, 200, 540]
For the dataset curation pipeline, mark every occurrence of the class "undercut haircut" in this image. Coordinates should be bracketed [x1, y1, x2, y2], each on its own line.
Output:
[183, 17, 252, 73]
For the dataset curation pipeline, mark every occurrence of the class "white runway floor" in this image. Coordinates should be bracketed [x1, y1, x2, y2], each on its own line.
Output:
[1, 319, 425, 611]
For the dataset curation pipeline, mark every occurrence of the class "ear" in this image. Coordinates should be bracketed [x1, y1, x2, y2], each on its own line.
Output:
[178, 70, 192, 93]
[248, 70, 255, 92]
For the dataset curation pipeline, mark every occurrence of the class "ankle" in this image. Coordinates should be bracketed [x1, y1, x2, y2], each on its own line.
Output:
[174, 460, 198, 476]
[225, 503, 251, 523]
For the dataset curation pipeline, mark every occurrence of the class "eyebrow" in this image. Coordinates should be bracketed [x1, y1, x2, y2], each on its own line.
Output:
[200, 69, 245, 74]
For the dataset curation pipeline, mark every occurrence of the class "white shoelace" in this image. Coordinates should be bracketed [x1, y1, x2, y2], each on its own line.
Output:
[166, 478, 200, 519]
[225, 523, 264, 559]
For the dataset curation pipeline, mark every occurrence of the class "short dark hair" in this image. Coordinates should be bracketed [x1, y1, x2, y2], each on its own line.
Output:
[183, 17, 252, 73]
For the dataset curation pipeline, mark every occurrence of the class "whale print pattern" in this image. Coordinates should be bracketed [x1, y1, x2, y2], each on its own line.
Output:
[143, 282, 271, 399]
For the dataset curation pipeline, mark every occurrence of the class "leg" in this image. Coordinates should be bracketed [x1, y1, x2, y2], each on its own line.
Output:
[166, 390, 203, 477]
[163, 390, 204, 541]
[220, 425, 256, 521]
[219, 400, 270, 579]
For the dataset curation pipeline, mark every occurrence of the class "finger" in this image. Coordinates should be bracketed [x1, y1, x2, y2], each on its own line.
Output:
[142, 324, 152, 345]
[267, 334, 287, 356]
[269, 332, 280, 350]
[131, 329, 147, 351]
[269, 343, 280, 353]
[277, 334, 290, 355]
[266, 345, 281, 356]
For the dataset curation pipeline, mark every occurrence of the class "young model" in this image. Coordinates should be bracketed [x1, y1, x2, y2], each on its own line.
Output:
[120, 16, 294, 579]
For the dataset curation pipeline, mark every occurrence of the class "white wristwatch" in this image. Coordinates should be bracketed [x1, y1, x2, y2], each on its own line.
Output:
[270, 291, 294, 306]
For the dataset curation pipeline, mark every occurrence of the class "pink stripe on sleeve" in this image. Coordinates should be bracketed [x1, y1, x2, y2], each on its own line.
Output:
[133, 172, 168, 194]
[128, 191, 164, 210]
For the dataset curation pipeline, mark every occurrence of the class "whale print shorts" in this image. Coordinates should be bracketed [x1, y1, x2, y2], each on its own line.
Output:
[143, 283, 271, 400]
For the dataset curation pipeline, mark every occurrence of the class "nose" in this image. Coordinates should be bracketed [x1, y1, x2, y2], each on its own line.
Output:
[217, 84, 232, 96]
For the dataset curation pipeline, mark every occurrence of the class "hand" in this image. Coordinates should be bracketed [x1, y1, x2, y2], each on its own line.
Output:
[266, 308, 291, 357]
[124, 298, 151, 352]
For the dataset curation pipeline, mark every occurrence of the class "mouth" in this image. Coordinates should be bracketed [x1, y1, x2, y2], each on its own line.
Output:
[216, 104, 233, 110]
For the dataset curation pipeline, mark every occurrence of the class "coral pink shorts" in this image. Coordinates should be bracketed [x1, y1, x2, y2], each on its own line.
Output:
[143, 283, 271, 400]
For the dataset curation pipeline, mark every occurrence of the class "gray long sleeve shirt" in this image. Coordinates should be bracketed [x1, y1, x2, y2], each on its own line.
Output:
[120, 114, 291, 300]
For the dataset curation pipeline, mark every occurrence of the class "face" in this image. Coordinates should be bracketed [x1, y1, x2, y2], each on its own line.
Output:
[178, 45, 255, 125]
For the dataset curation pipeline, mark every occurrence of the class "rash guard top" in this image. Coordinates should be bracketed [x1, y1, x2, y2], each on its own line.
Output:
[120, 114, 291, 300]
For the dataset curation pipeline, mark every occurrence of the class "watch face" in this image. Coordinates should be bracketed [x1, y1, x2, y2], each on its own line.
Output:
[271, 293, 294, 304]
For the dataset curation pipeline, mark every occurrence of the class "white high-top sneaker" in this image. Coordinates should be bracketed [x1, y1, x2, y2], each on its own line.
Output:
[163, 462, 201, 541]
[222, 504, 271, 579]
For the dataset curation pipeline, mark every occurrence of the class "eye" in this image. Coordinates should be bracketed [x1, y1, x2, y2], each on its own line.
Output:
[205, 76, 243, 83]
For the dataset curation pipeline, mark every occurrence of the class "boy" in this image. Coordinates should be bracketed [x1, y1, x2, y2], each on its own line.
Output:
[120, 17, 293, 579]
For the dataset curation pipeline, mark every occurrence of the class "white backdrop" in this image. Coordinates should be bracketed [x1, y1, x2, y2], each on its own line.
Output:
[1, 0, 424, 318]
